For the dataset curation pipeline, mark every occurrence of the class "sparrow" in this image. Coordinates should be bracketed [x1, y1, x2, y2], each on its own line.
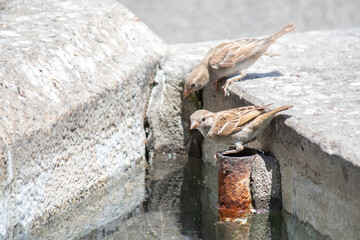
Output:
[189, 105, 293, 154]
[183, 23, 296, 97]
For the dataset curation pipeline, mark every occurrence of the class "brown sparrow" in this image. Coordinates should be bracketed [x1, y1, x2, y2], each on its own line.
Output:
[190, 105, 292, 154]
[183, 23, 296, 97]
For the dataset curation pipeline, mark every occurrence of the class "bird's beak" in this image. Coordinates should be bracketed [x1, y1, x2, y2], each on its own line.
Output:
[190, 121, 200, 130]
[183, 89, 192, 99]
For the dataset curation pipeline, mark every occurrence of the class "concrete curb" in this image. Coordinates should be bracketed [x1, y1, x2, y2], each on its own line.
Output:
[193, 29, 360, 239]
[0, 0, 165, 239]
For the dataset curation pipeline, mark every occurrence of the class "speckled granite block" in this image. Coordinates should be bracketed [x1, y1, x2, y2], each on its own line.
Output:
[0, 0, 165, 239]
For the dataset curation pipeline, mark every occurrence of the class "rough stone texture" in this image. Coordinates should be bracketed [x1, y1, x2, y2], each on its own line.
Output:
[228, 29, 360, 166]
[0, 0, 165, 239]
[282, 211, 328, 240]
[167, 42, 221, 240]
[169, 28, 360, 239]
[251, 153, 281, 211]
[145, 55, 189, 212]
[1, 1, 359, 238]
[144, 43, 204, 237]
[228, 29, 360, 240]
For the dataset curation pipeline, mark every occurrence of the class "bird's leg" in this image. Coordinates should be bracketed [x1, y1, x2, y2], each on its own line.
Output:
[264, 51, 280, 57]
[221, 144, 244, 155]
[235, 143, 244, 152]
[215, 144, 244, 163]
[219, 143, 244, 155]
[213, 77, 226, 91]
[220, 149, 238, 155]
[221, 70, 247, 96]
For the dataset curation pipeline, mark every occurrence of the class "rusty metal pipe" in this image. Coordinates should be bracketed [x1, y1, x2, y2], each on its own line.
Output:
[216, 148, 258, 221]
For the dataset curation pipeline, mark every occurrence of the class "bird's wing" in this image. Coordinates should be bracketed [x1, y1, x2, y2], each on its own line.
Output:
[208, 106, 265, 137]
[209, 38, 268, 69]
[204, 42, 229, 62]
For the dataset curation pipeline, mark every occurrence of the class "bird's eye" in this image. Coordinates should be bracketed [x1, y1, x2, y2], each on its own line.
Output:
[202, 118, 206, 122]
[191, 83, 196, 88]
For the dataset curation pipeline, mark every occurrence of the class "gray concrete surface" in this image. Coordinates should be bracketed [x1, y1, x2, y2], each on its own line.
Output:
[228, 29, 360, 167]
[174, 28, 360, 239]
[144, 43, 203, 237]
[251, 153, 281, 211]
[227, 29, 360, 240]
[119, 0, 360, 43]
[1, 0, 359, 239]
[0, 0, 165, 239]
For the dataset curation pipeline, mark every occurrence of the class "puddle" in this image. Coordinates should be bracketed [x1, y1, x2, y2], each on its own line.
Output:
[77, 207, 194, 240]
[77, 152, 327, 240]
[78, 207, 326, 240]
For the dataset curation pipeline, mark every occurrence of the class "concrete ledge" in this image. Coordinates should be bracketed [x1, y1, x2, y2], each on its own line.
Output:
[172, 28, 360, 239]
[227, 29, 360, 240]
[0, 0, 165, 239]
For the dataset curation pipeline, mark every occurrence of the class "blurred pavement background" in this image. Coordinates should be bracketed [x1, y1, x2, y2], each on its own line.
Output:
[119, 0, 360, 43]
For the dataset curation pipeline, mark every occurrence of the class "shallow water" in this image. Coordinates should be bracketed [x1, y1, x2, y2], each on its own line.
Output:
[78, 206, 326, 240]
[78, 152, 326, 240]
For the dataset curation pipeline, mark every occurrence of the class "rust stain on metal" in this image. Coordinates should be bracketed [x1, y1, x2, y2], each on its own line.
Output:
[217, 149, 257, 221]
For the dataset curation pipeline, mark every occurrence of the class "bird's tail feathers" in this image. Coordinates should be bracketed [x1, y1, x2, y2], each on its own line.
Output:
[270, 23, 296, 41]
[267, 105, 293, 116]
[248, 105, 292, 132]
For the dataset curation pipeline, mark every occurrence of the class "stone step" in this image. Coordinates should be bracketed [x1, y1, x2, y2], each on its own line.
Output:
[0, 0, 165, 239]
[225, 29, 360, 240]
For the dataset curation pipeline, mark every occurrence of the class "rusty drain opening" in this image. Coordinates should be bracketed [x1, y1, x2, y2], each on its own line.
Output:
[216, 148, 258, 222]
[219, 147, 258, 158]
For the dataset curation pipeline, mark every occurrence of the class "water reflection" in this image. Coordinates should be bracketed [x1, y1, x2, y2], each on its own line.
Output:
[78, 207, 326, 240]
[78, 206, 189, 240]
[78, 151, 326, 240]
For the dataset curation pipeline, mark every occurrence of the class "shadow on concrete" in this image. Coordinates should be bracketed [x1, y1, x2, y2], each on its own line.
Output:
[245, 70, 283, 80]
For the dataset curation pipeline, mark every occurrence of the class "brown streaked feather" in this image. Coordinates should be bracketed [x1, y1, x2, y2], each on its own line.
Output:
[207, 23, 295, 70]
[203, 42, 229, 63]
[208, 106, 265, 137]
[209, 38, 271, 69]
